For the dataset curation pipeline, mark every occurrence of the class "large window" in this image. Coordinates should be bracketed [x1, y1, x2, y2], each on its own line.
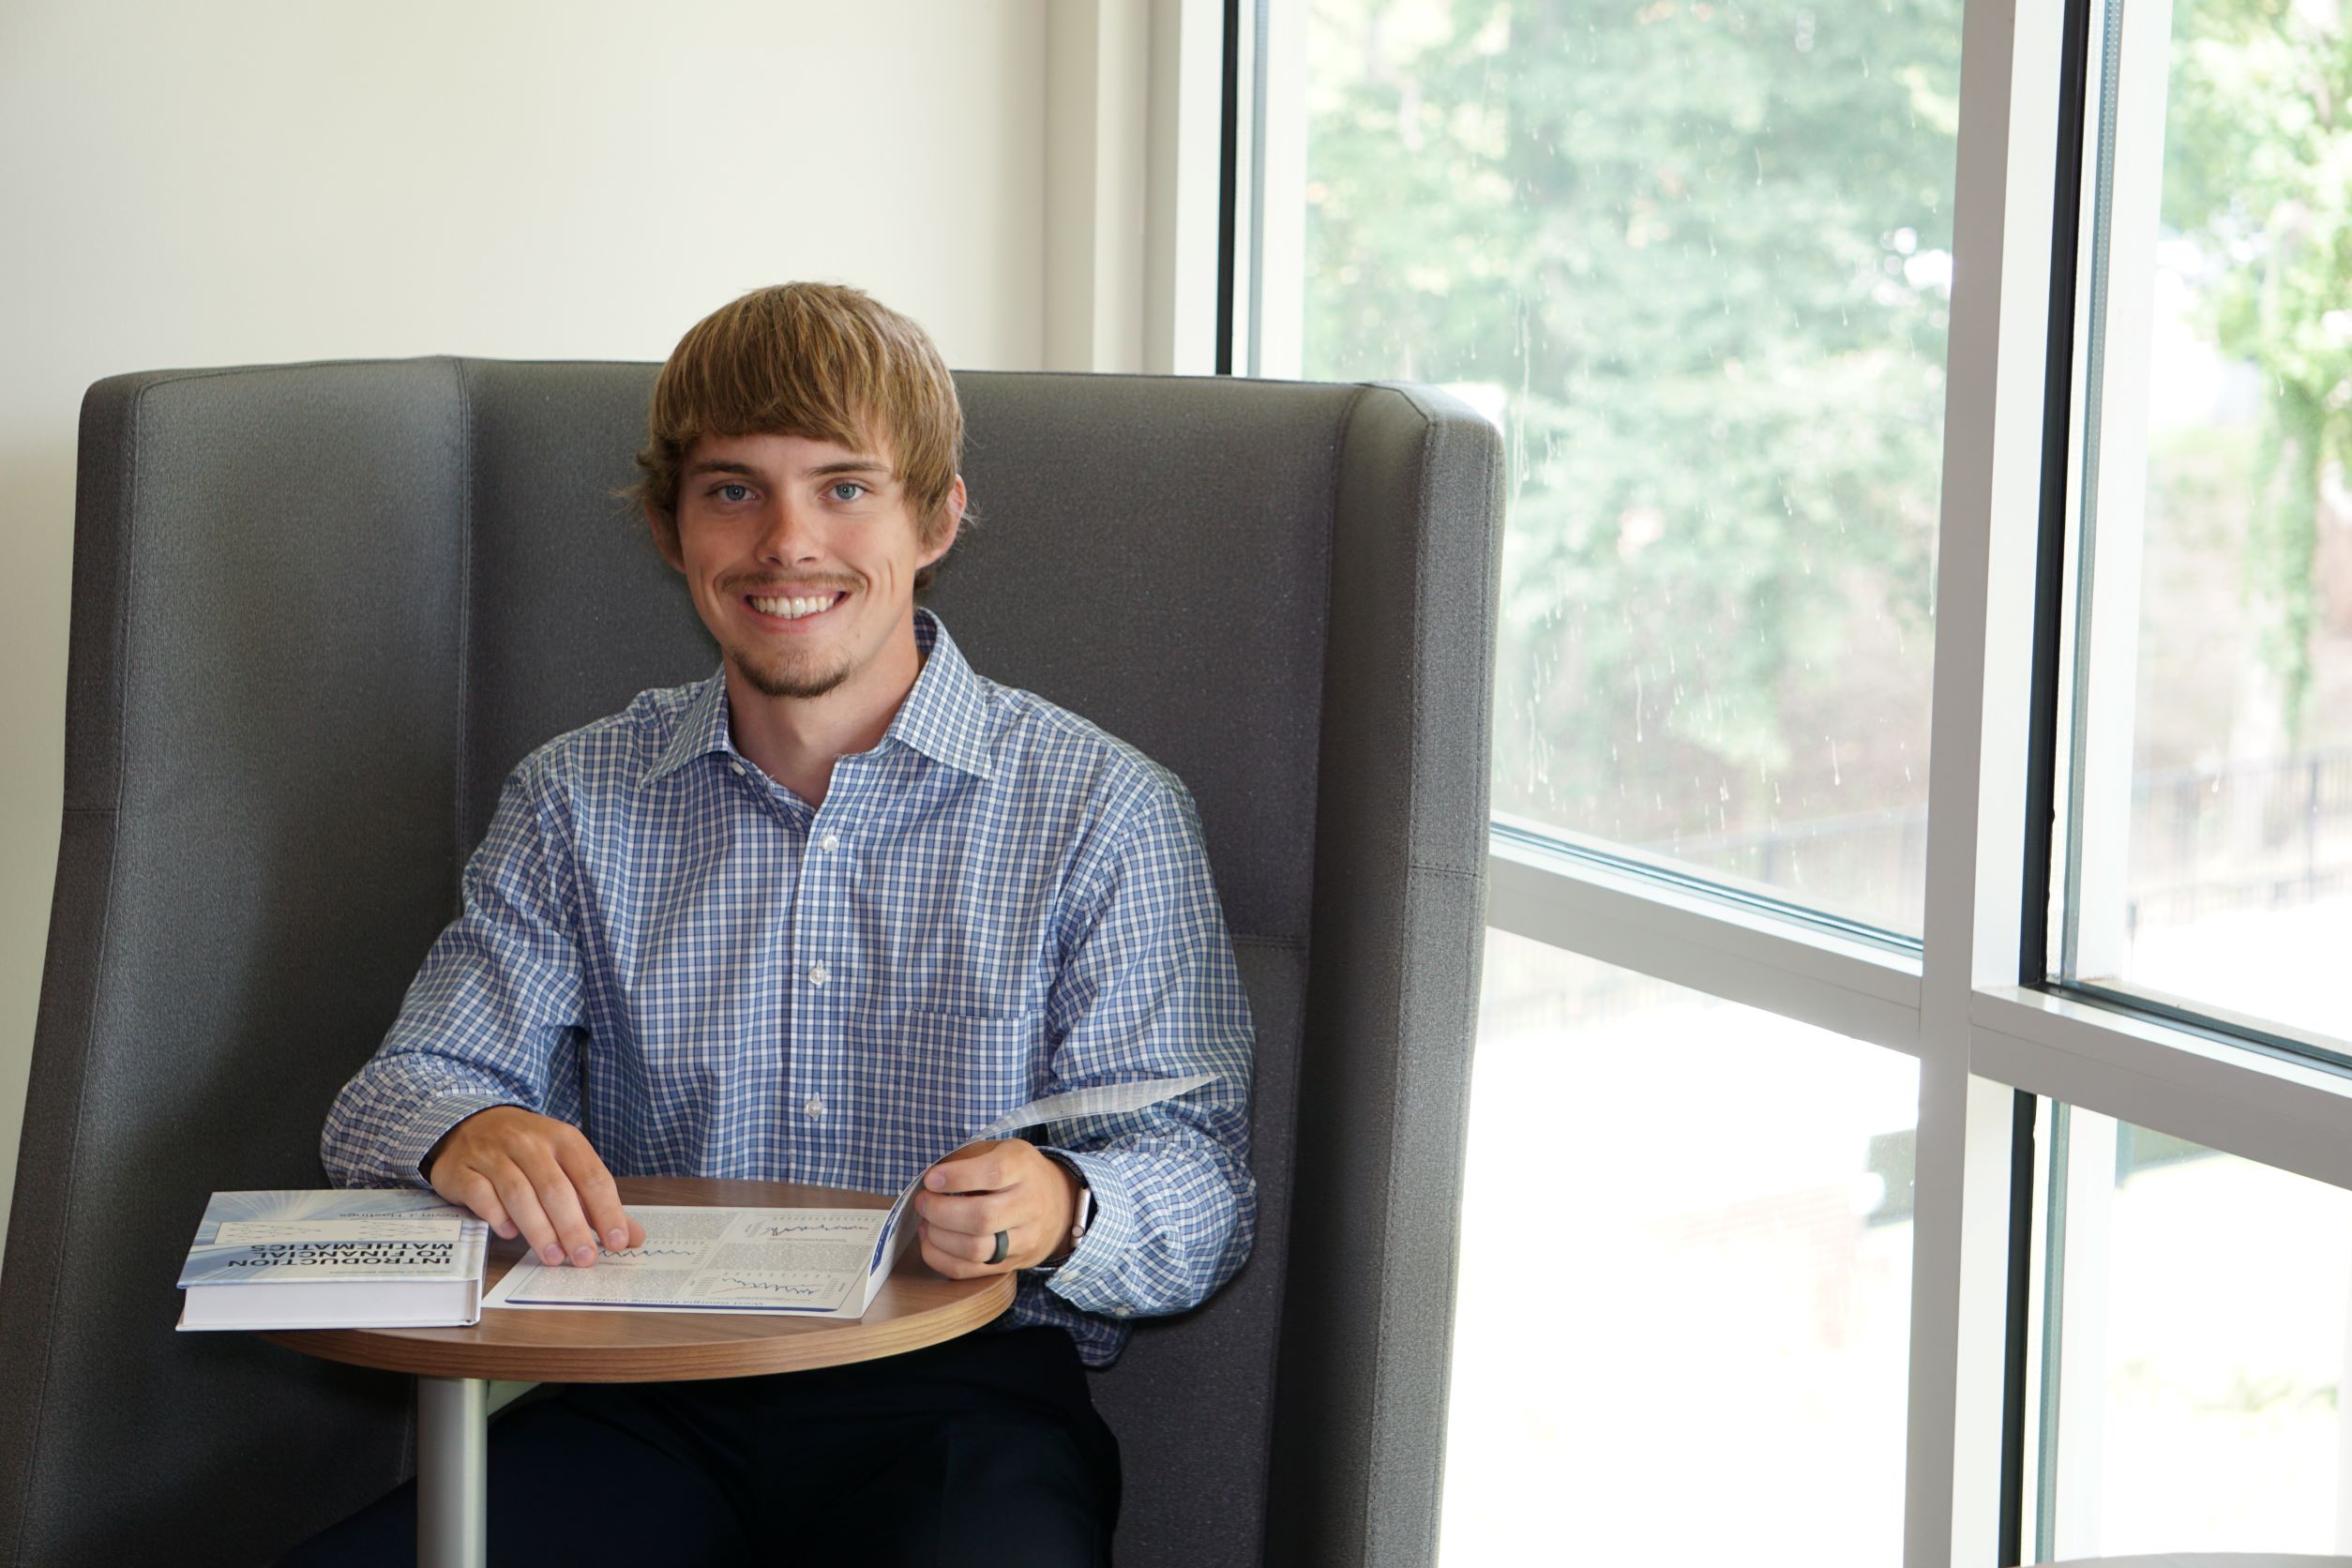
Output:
[1296, 0, 1963, 937]
[1225, 0, 2352, 1561]
[2027, 1108, 2352, 1559]
[1452, 933, 1916, 1566]
[2045, 0, 2352, 1048]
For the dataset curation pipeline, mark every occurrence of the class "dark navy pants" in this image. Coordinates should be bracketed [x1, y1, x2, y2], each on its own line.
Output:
[276, 1327, 1120, 1567]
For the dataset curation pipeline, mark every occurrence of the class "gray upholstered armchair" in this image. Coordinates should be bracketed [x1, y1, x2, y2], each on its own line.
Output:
[0, 360, 1501, 1566]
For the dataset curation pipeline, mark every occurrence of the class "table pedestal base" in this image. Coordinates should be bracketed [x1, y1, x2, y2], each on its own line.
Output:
[416, 1376, 488, 1568]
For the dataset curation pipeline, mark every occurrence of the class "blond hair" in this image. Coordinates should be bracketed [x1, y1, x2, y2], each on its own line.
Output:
[633, 283, 965, 588]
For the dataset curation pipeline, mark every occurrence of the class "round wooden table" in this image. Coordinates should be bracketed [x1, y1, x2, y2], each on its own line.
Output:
[261, 1177, 1016, 1568]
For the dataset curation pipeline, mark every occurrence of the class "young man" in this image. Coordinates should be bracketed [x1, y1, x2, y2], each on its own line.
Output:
[288, 284, 1256, 1567]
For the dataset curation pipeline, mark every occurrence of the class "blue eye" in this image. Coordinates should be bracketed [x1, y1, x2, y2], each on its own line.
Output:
[829, 481, 867, 503]
[716, 483, 752, 504]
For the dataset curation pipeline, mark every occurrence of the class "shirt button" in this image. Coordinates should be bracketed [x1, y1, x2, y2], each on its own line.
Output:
[806, 1094, 826, 1119]
[808, 962, 829, 988]
[819, 833, 840, 852]
[729, 761, 746, 776]
[1111, 1306, 1132, 1318]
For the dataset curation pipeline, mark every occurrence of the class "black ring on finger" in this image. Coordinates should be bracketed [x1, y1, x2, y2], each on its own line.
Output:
[988, 1229, 1009, 1266]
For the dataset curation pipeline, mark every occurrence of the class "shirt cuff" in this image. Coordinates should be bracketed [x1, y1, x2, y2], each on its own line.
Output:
[1031, 1146, 1137, 1319]
[387, 1094, 525, 1187]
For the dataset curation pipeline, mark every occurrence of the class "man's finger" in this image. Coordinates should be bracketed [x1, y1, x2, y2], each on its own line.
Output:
[921, 1229, 982, 1280]
[527, 1163, 605, 1268]
[922, 1220, 1023, 1269]
[916, 1189, 1014, 1238]
[560, 1145, 641, 1254]
[924, 1139, 1014, 1194]
[936, 1219, 997, 1262]
[489, 1164, 564, 1266]
[435, 1166, 516, 1241]
[919, 1224, 1021, 1276]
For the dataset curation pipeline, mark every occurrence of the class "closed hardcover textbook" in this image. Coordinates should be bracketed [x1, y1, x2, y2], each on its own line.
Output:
[175, 1190, 490, 1331]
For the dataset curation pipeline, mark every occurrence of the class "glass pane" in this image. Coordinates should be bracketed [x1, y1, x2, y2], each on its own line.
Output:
[1302, 1, 1965, 934]
[1445, 929, 1918, 1565]
[2053, 0, 2352, 1042]
[2034, 1107, 2352, 1557]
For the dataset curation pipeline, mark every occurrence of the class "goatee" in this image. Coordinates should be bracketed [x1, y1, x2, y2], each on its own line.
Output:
[736, 653, 852, 701]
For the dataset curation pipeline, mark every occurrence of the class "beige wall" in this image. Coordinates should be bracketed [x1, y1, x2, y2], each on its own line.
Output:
[0, 0, 1055, 1255]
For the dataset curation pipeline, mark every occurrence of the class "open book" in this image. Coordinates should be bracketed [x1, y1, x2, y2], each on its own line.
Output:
[483, 1073, 1211, 1319]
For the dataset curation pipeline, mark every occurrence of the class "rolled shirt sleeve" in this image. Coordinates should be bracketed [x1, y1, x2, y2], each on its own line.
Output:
[321, 754, 583, 1187]
[1030, 776, 1256, 1320]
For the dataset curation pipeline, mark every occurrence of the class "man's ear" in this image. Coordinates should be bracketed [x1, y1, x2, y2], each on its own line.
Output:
[647, 505, 685, 572]
[920, 475, 967, 568]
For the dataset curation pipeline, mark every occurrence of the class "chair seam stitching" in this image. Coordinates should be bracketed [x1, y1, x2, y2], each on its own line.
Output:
[453, 358, 475, 901]
[1378, 390, 1444, 1567]
[9, 381, 143, 1560]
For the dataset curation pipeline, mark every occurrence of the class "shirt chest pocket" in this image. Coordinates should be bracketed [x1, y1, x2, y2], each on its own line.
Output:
[847, 1008, 1048, 1176]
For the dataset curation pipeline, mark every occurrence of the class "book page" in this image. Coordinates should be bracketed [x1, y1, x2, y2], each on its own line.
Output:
[484, 1208, 886, 1314]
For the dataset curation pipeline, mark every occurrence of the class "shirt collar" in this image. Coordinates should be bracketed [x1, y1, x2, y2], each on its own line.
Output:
[639, 667, 732, 787]
[883, 610, 996, 780]
[639, 608, 994, 787]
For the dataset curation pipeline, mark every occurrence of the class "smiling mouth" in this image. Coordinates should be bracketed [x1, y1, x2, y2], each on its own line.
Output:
[743, 590, 849, 623]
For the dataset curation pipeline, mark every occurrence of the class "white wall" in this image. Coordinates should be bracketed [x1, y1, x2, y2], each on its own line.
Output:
[0, 0, 1052, 1254]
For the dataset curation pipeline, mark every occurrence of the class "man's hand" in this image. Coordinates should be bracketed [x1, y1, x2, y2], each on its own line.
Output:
[914, 1138, 1079, 1277]
[424, 1106, 644, 1268]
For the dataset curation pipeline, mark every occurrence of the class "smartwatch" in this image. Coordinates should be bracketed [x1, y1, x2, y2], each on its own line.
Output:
[1037, 1149, 1093, 1266]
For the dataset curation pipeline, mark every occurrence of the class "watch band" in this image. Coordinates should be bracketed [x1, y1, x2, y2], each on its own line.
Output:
[1039, 1149, 1093, 1263]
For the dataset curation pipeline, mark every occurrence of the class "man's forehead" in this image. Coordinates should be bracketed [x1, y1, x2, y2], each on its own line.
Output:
[684, 430, 897, 478]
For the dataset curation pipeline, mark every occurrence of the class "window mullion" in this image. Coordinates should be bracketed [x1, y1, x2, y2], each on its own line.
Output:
[1909, 0, 2070, 1560]
[1972, 988, 2352, 1190]
[1485, 845, 1922, 1056]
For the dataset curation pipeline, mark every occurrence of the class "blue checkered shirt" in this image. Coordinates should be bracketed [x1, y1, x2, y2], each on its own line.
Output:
[322, 611, 1256, 1365]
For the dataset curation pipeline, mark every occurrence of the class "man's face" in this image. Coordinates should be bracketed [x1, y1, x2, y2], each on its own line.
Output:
[664, 430, 959, 704]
